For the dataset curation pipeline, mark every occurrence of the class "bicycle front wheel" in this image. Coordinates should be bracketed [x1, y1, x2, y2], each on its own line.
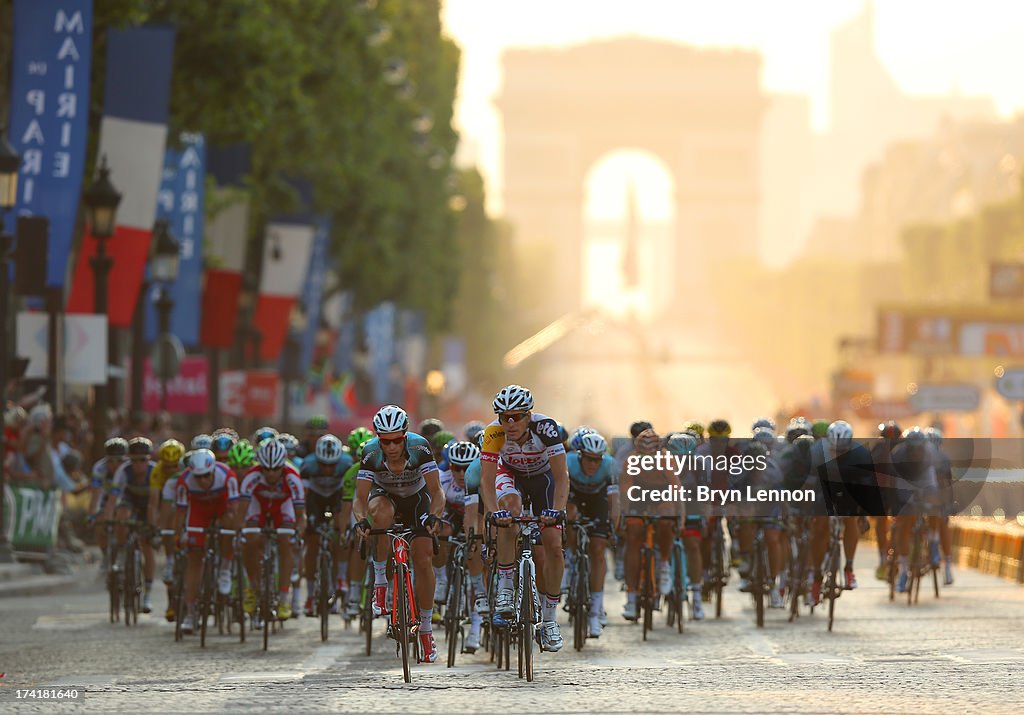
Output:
[446, 565, 464, 668]
[396, 562, 412, 684]
[319, 550, 333, 642]
[572, 557, 589, 651]
[520, 560, 535, 682]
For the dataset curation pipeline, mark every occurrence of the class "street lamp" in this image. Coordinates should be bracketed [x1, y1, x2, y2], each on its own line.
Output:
[151, 219, 180, 411]
[82, 156, 122, 454]
[0, 128, 20, 562]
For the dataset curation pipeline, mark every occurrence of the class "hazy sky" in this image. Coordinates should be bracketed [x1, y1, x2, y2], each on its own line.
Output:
[442, 0, 1024, 216]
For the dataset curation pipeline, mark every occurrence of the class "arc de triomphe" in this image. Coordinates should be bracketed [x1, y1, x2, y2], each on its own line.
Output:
[498, 37, 764, 323]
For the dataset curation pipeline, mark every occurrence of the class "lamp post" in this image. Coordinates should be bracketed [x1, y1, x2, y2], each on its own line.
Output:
[151, 219, 180, 412]
[82, 157, 121, 453]
[0, 129, 21, 562]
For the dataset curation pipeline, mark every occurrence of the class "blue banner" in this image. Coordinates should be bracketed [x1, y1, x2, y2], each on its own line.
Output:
[364, 302, 396, 405]
[145, 133, 206, 345]
[331, 292, 355, 374]
[295, 215, 331, 372]
[8, 1, 93, 287]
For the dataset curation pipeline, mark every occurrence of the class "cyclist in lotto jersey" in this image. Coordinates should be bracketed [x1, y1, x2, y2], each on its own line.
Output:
[480, 384, 569, 653]
[353, 405, 445, 664]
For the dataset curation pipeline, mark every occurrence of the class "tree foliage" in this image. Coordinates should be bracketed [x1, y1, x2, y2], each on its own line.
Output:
[1, 0, 462, 330]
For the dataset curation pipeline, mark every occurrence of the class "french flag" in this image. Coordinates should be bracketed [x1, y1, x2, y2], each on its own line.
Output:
[66, 26, 175, 326]
[253, 222, 315, 361]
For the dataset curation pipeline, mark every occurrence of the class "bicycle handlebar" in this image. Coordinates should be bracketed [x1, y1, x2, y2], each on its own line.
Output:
[240, 526, 296, 536]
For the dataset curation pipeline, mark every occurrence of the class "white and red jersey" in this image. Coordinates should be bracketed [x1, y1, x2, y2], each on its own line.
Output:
[175, 462, 240, 509]
[239, 464, 305, 510]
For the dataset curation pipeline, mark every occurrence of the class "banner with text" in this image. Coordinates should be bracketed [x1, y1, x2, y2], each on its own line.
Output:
[9, 1, 93, 287]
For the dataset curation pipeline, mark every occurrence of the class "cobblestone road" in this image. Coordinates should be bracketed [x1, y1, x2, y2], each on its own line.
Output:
[2, 552, 1022, 714]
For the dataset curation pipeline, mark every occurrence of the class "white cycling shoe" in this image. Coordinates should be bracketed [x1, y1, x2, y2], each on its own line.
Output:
[539, 621, 564, 652]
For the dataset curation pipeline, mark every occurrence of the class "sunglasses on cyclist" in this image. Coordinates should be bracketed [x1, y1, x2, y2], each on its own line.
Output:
[378, 435, 406, 446]
[581, 453, 603, 463]
[499, 412, 529, 424]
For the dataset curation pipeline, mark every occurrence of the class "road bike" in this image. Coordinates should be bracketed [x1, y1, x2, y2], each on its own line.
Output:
[664, 524, 689, 633]
[565, 518, 596, 650]
[820, 517, 844, 631]
[310, 511, 339, 642]
[704, 516, 729, 619]
[240, 523, 296, 651]
[489, 514, 544, 682]
[747, 520, 773, 629]
[786, 515, 811, 622]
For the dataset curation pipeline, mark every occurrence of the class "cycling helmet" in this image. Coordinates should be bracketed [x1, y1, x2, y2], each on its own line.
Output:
[191, 434, 213, 451]
[348, 426, 374, 452]
[227, 439, 255, 471]
[475, 430, 484, 448]
[811, 420, 830, 439]
[104, 437, 129, 457]
[188, 448, 216, 476]
[315, 434, 344, 465]
[211, 433, 235, 454]
[878, 420, 902, 440]
[707, 419, 731, 438]
[634, 428, 660, 454]
[666, 432, 698, 457]
[252, 426, 279, 444]
[786, 417, 810, 442]
[579, 432, 607, 456]
[630, 420, 654, 438]
[374, 405, 409, 433]
[158, 439, 185, 465]
[924, 426, 943, 445]
[462, 420, 485, 443]
[128, 436, 153, 456]
[278, 433, 299, 456]
[212, 427, 239, 442]
[448, 440, 481, 467]
[826, 420, 853, 451]
[570, 426, 597, 451]
[752, 417, 776, 432]
[305, 415, 329, 430]
[902, 426, 927, 447]
[417, 418, 445, 439]
[492, 384, 534, 414]
[751, 428, 775, 447]
[431, 430, 455, 450]
[256, 438, 288, 469]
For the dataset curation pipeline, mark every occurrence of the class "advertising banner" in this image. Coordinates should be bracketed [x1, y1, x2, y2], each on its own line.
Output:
[8, 1, 93, 288]
[16, 312, 107, 385]
[139, 355, 209, 414]
[1, 483, 61, 552]
[219, 370, 280, 418]
[296, 216, 331, 373]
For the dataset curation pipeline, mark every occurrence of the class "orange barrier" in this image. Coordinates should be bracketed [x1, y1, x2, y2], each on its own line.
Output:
[862, 517, 1024, 585]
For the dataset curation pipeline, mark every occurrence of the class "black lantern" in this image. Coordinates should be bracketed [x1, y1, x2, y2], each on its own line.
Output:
[0, 129, 20, 210]
[151, 218, 181, 283]
[82, 156, 122, 238]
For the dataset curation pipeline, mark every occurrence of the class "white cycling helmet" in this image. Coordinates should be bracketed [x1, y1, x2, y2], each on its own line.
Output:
[666, 432, 697, 456]
[188, 448, 216, 476]
[191, 433, 213, 451]
[826, 420, 853, 451]
[373, 404, 409, 434]
[752, 417, 776, 432]
[256, 438, 288, 469]
[902, 426, 927, 447]
[448, 441, 481, 467]
[752, 427, 776, 447]
[579, 432, 607, 456]
[462, 420, 485, 442]
[315, 434, 344, 465]
[492, 384, 534, 414]
[570, 426, 597, 451]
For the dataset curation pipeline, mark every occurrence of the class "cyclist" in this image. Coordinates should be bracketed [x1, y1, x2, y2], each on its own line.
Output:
[418, 418, 445, 442]
[300, 434, 351, 617]
[666, 432, 706, 619]
[150, 439, 186, 620]
[105, 437, 158, 613]
[684, 421, 705, 446]
[871, 420, 902, 580]
[461, 432, 489, 652]
[619, 428, 681, 621]
[462, 420, 485, 444]
[925, 427, 955, 585]
[239, 439, 305, 621]
[433, 441, 478, 611]
[210, 431, 235, 464]
[808, 421, 875, 598]
[88, 437, 129, 574]
[566, 431, 617, 637]
[174, 449, 241, 634]
[227, 439, 256, 474]
[811, 420, 830, 441]
[890, 427, 943, 592]
[430, 430, 456, 473]
[341, 427, 374, 618]
[735, 441, 786, 607]
[354, 405, 445, 664]
[481, 384, 570, 652]
[569, 425, 597, 452]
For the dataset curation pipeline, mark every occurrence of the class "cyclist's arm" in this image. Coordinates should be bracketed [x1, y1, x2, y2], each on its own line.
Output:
[480, 458, 497, 512]
[147, 481, 161, 526]
[353, 477, 371, 524]
[464, 501, 479, 541]
[423, 468, 445, 519]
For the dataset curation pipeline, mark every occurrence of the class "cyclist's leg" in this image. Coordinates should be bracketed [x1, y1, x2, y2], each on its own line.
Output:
[623, 516, 644, 615]
[241, 499, 264, 591]
[525, 470, 563, 622]
[494, 466, 523, 607]
[304, 492, 327, 606]
[272, 502, 298, 605]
